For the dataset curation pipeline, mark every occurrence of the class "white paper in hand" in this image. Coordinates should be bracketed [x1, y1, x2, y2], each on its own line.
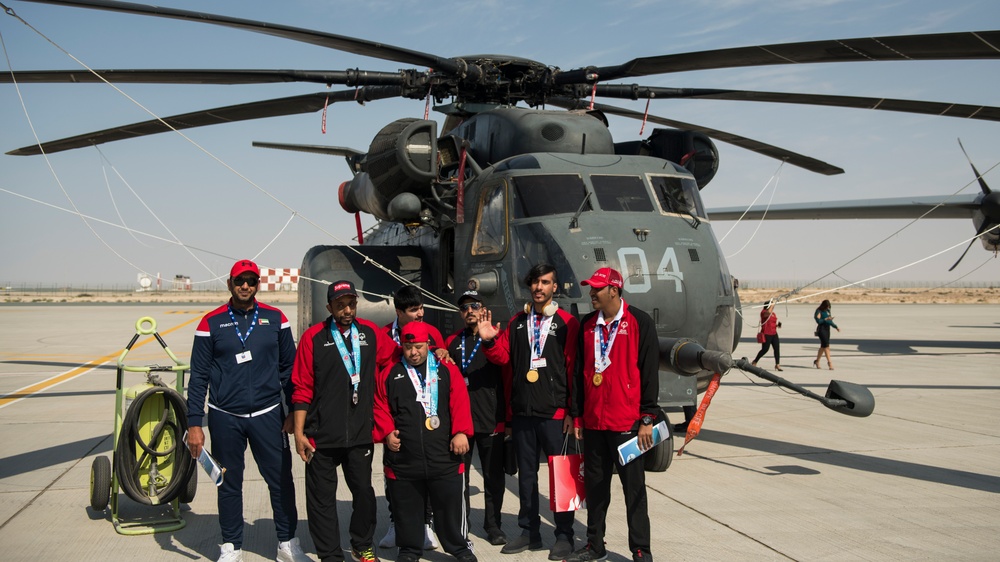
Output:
[617, 421, 669, 465]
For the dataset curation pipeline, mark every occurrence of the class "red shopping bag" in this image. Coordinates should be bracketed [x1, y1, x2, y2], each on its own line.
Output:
[548, 453, 586, 512]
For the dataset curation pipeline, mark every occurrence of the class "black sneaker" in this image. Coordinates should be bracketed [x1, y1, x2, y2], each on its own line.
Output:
[500, 535, 543, 554]
[548, 538, 574, 561]
[564, 543, 607, 562]
[486, 528, 508, 546]
[457, 553, 478, 562]
[632, 549, 653, 562]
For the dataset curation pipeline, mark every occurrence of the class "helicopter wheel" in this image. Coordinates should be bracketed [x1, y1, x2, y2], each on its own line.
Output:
[643, 431, 674, 473]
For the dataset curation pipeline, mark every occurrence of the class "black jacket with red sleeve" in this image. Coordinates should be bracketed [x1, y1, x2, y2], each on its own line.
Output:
[373, 357, 474, 479]
[572, 301, 659, 432]
[483, 307, 579, 420]
[291, 316, 397, 449]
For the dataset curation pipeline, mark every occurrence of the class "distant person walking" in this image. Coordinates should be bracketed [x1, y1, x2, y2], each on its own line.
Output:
[813, 299, 840, 370]
[752, 300, 782, 371]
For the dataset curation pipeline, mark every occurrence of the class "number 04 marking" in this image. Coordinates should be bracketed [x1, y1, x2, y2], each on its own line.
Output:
[616, 247, 684, 294]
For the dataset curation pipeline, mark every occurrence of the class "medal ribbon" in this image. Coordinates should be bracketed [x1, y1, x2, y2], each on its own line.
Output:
[331, 323, 362, 400]
[227, 304, 259, 349]
[390, 319, 401, 344]
[527, 311, 552, 362]
[404, 354, 439, 418]
[594, 315, 621, 372]
[460, 331, 482, 373]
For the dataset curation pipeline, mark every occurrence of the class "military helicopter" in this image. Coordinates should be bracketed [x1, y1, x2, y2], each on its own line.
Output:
[6, 0, 999, 471]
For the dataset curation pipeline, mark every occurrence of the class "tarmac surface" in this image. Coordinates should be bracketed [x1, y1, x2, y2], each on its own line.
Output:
[0, 302, 998, 561]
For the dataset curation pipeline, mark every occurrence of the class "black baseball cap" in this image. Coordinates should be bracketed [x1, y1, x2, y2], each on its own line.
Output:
[327, 280, 358, 302]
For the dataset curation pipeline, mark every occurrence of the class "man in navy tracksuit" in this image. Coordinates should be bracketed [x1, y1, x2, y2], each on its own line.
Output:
[476, 263, 580, 560]
[292, 280, 398, 562]
[186, 259, 308, 562]
[445, 290, 509, 546]
[373, 322, 477, 562]
[568, 267, 659, 562]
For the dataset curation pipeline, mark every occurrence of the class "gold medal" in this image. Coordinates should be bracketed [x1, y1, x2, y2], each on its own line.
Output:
[593, 372, 603, 386]
[526, 369, 539, 383]
[425, 417, 437, 431]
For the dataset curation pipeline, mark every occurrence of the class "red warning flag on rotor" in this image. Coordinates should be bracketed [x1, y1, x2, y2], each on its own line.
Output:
[677, 372, 722, 456]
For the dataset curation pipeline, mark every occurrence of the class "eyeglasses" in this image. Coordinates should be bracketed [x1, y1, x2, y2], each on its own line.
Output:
[233, 275, 259, 287]
[459, 302, 483, 311]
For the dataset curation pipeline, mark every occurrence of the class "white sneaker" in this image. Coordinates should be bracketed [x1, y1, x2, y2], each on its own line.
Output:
[378, 523, 396, 548]
[218, 543, 243, 562]
[424, 524, 439, 550]
[276, 536, 312, 562]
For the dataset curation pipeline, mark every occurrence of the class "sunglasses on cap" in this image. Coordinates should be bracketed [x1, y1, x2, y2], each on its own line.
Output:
[459, 302, 483, 311]
[232, 275, 259, 287]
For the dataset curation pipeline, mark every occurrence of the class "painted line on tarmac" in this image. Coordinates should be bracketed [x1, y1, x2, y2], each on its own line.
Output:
[0, 315, 200, 409]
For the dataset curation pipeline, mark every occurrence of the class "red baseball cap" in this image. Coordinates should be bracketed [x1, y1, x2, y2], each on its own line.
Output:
[230, 259, 260, 279]
[400, 322, 431, 344]
[581, 267, 623, 289]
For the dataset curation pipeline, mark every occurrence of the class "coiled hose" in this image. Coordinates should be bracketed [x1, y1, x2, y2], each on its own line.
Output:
[115, 383, 195, 505]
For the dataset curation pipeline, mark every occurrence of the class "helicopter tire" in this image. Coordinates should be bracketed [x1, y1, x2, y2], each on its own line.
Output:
[643, 431, 674, 473]
[89, 455, 112, 511]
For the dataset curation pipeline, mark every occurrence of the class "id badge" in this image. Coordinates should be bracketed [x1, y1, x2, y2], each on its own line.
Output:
[350, 372, 361, 386]
[236, 350, 253, 364]
[530, 358, 547, 370]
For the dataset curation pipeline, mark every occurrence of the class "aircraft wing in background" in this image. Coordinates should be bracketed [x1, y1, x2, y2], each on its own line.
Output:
[707, 195, 980, 221]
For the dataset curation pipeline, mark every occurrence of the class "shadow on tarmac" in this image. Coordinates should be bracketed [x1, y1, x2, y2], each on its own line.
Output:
[696, 429, 1000, 494]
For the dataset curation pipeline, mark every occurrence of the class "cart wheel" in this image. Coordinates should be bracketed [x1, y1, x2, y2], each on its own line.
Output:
[180, 468, 198, 504]
[90, 456, 112, 510]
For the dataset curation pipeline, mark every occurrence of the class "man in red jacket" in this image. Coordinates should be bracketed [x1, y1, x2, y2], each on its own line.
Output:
[567, 267, 659, 562]
[292, 280, 397, 562]
[373, 322, 477, 562]
[477, 263, 579, 560]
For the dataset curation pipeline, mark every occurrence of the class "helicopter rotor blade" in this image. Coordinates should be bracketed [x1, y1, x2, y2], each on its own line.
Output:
[548, 97, 844, 175]
[594, 85, 1000, 123]
[0, 69, 408, 86]
[958, 139, 993, 195]
[16, 0, 462, 74]
[557, 30, 1000, 84]
[948, 220, 992, 271]
[7, 86, 403, 156]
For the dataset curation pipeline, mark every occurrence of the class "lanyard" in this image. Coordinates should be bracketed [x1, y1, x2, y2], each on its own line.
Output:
[459, 330, 482, 373]
[227, 304, 258, 349]
[527, 311, 552, 360]
[390, 319, 400, 344]
[595, 320, 620, 363]
[594, 305, 623, 372]
[404, 355, 439, 418]
[331, 323, 362, 403]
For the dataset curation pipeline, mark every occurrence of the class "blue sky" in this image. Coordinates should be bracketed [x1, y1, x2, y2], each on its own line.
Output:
[1, 0, 999, 287]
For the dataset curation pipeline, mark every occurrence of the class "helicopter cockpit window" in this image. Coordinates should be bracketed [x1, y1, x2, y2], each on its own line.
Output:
[510, 174, 590, 219]
[471, 181, 507, 257]
[649, 175, 705, 218]
[590, 175, 654, 212]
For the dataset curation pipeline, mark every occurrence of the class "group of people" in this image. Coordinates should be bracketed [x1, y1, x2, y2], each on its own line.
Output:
[186, 260, 662, 562]
[750, 298, 842, 370]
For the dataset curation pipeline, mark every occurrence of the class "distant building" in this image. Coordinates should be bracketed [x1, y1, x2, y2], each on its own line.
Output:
[259, 268, 299, 292]
[172, 274, 192, 291]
